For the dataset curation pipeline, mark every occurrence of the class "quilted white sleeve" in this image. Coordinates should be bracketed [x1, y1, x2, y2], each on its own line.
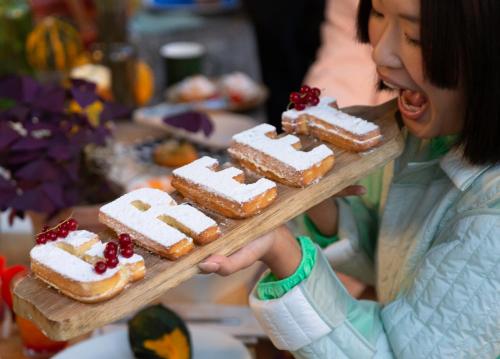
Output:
[250, 214, 500, 359]
[379, 214, 500, 358]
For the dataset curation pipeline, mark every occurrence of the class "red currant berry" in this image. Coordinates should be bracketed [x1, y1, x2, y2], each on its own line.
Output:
[311, 87, 321, 97]
[60, 222, 70, 231]
[42, 225, 49, 232]
[310, 96, 320, 106]
[120, 241, 134, 249]
[47, 230, 58, 241]
[94, 261, 107, 274]
[57, 227, 69, 238]
[300, 85, 311, 94]
[294, 103, 306, 111]
[106, 257, 119, 269]
[67, 219, 78, 231]
[104, 247, 117, 260]
[289, 92, 301, 104]
[118, 233, 132, 246]
[36, 234, 47, 245]
[302, 93, 314, 104]
[120, 247, 134, 258]
[106, 242, 118, 251]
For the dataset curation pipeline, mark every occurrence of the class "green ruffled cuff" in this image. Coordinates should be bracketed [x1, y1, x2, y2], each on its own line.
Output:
[257, 236, 317, 300]
[304, 215, 339, 249]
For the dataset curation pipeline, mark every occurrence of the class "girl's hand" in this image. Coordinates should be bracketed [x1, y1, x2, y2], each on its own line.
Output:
[198, 185, 366, 279]
[199, 225, 302, 279]
[306, 185, 366, 236]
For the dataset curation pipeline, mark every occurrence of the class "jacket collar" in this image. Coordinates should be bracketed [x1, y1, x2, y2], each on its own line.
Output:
[440, 148, 492, 191]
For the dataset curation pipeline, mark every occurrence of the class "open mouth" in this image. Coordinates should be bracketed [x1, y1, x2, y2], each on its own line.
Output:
[382, 80, 429, 121]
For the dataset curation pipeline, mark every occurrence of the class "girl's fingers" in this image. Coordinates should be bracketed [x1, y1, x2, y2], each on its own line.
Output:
[334, 185, 366, 197]
[199, 234, 273, 276]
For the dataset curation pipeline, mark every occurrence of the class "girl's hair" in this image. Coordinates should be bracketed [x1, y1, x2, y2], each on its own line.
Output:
[357, 0, 500, 165]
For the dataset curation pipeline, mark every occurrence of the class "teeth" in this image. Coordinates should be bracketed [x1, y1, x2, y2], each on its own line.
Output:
[401, 93, 421, 112]
[382, 81, 401, 90]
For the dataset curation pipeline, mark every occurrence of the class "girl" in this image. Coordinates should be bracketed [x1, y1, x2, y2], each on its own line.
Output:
[200, 0, 500, 357]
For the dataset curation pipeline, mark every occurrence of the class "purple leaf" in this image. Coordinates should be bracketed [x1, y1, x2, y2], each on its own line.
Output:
[6, 105, 30, 122]
[200, 114, 214, 137]
[0, 75, 114, 216]
[62, 160, 80, 182]
[0, 123, 19, 151]
[70, 79, 98, 108]
[31, 84, 66, 113]
[11, 137, 50, 151]
[0, 75, 40, 103]
[41, 182, 65, 208]
[63, 187, 80, 206]
[0, 177, 17, 209]
[15, 159, 60, 181]
[9, 187, 56, 214]
[6, 151, 42, 165]
[47, 144, 75, 161]
[163, 111, 214, 137]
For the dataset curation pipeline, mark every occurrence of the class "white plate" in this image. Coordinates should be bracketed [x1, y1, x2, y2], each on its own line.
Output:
[54, 326, 251, 359]
[133, 104, 258, 150]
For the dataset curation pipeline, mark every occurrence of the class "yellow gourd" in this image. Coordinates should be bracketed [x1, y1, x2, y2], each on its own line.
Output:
[26, 17, 83, 72]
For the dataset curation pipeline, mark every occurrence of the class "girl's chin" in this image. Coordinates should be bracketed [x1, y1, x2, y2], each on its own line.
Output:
[401, 114, 436, 139]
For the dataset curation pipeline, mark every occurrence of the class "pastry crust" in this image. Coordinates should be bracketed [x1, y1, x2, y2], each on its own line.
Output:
[282, 97, 382, 152]
[172, 157, 278, 219]
[99, 188, 221, 259]
[30, 230, 145, 303]
[228, 124, 335, 187]
[31, 258, 127, 303]
[99, 211, 195, 260]
[157, 209, 220, 245]
[171, 176, 277, 219]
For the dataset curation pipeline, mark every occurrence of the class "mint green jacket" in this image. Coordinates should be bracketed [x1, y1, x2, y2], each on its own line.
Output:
[249, 133, 500, 358]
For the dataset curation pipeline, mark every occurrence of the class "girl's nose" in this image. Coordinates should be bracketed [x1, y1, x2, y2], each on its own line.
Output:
[371, 22, 402, 69]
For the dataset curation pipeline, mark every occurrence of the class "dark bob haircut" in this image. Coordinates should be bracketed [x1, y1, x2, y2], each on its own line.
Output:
[357, 0, 500, 165]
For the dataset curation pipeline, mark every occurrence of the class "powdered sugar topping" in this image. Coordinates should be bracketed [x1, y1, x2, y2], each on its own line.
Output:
[100, 188, 192, 248]
[162, 203, 217, 235]
[62, 230, 97, 249]
[283, 96, 378, 135]
[232, 124, 333, 171]
[31, 243, 119, 282]
[173, 157, 277, 203]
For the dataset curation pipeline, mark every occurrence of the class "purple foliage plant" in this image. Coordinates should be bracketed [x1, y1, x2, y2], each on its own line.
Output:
[0, 75, 128, 223]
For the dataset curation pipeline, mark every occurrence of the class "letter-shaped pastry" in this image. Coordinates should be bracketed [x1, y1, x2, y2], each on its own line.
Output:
[30, 230, 145, 303]
[172, 156, 278, 218]
[228, 124, 335, 187]
[282, 96, 382, 152]
[99, 188, 220, 259]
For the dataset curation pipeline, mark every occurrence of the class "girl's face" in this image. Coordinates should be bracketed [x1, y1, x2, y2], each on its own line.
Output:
[369, 0, 464, 138]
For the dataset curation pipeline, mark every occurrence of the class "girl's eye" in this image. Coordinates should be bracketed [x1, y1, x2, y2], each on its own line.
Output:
[370, 8, 384, 19]
[404, 33, 421, 46]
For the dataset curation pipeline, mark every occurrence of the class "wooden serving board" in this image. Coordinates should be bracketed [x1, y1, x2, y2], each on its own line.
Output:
[13, 100, 404, 341]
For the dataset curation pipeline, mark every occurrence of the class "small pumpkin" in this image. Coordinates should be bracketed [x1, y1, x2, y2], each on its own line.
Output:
[128, 304, 192, 359]
[26, 17, 83, 72]
[70, 60, 154, 105]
